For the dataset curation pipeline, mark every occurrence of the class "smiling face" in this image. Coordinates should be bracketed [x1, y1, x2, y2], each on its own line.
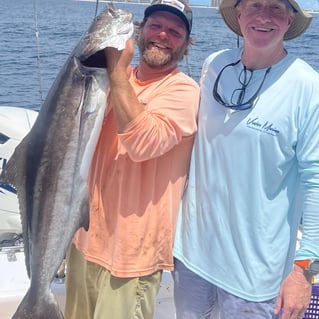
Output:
[236, 0, 295, 50]
[136, 11, 189, 69]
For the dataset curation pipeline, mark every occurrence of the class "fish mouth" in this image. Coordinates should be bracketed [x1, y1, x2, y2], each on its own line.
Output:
[81, 50, 107, 68]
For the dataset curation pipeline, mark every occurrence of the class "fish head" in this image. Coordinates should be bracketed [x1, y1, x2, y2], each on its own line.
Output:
[76, 4, 134, 67]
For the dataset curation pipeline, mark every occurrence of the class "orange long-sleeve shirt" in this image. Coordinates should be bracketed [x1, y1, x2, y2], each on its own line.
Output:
[73, 67, 199, 277]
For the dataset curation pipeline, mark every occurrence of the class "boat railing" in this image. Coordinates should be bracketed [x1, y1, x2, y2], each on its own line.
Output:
[0, 234, 24, 261]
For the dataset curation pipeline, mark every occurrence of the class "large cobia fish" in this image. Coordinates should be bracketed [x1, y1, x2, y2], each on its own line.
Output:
[0, 4, 133, 318]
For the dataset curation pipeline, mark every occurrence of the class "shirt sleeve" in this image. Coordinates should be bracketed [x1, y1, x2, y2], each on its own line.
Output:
[118, 75, 199, 162]
[295, 76, 319, 260]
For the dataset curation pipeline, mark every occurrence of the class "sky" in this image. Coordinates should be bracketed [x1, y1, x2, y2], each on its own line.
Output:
[189, 0, 319, 10]
[300, 0, 319, 9]
[189, 0, 210, 5]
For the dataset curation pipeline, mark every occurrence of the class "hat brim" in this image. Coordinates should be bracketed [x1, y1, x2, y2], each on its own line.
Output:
[144, 4, 191, 34]
[219, 0, 312, 41]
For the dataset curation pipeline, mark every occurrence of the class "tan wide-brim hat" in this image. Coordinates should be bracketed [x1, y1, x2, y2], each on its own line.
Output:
[219, 0, 312, 40]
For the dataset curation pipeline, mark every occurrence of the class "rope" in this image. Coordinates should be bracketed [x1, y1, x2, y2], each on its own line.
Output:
[185, 55, 192, 78]
[31, 0, 101, 107]
[33, 0, 44, 105]
[94, 0, 100, 17]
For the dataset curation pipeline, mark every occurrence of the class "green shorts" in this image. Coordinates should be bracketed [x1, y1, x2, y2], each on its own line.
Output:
[64, 244, 162, 319]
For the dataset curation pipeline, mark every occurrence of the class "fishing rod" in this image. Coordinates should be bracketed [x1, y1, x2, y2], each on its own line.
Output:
[32, 0, 102, 107]
[94, 0, 100, 17]
[33, 0, 44, 105]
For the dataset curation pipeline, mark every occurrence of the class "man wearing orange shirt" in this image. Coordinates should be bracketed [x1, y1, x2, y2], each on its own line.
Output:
[64, 1, 199, 318]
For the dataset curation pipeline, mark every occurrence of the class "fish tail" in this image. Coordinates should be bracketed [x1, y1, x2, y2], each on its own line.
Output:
[12, 289, 64, 319]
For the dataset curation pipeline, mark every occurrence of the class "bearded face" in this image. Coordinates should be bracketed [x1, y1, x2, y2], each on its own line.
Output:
[135, 25, 189, 69]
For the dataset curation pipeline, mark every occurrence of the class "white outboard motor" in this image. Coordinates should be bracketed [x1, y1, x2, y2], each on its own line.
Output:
[0, 106, 38, 243]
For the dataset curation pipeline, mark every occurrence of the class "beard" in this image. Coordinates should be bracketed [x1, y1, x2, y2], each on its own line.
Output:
[136, 32, 187, 69]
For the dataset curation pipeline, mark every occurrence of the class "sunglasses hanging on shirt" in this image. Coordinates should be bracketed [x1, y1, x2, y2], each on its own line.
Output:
[213, 60, 271, 111]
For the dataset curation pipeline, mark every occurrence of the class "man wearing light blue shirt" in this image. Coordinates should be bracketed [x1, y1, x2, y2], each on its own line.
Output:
[173, 0, 319, 318]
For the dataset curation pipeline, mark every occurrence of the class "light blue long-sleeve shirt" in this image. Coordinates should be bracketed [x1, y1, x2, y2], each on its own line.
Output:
[174, 48, 319, 301]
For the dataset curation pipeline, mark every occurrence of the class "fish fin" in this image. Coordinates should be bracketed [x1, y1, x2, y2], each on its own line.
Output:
[1, 133, 28, 189]
[3, 137, 33, 278]
[0, 151, 19, 188]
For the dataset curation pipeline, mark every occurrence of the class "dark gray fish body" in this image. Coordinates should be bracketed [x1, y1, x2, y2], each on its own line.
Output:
[1, 5, 133, 318]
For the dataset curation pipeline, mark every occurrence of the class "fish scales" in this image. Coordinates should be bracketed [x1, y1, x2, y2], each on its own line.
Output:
[0, 4, 133, 318]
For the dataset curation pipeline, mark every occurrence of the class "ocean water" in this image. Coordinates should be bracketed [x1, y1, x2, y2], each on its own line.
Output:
[1, 0, 319, 110]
